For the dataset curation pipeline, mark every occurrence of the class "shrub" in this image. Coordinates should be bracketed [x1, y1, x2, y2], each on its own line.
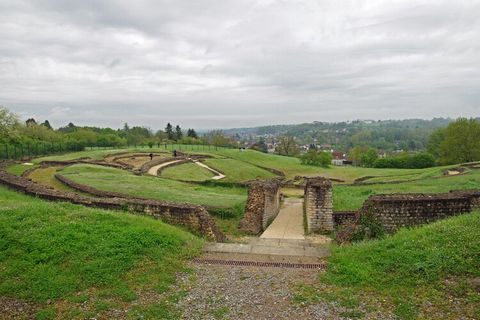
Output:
[300, 150, 332, 167]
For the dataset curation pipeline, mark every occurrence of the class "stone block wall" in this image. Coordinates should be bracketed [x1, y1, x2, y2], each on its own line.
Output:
[304, 177, 334, 233]
[332, 211, 356, 227]
[360, 193, 476, 233]
[0, 170, 225, 242]
[238, 179, 282, 234]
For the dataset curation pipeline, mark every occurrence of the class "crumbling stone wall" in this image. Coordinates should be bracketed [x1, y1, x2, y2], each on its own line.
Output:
[332, 211, 356, 227]
[359, 192, 477, 233]
[0, 170, 225, 242]
[238, 179, 282, 234]
[304, 177, 334, 233]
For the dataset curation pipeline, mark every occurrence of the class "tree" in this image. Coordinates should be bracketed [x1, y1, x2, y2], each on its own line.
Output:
[251, 138, 268, 153]
[360, 148, 378, 167]
[300, 149, 332, 167]
[41, 120, 52, 130]
[165, 123, 174, 140]
[25, 118, 37, 126]
[429, 118, 480, 164]
[0, 106, 20, 142]
[275, 135, 299, 156]
[205, 130, 234, 147]
[175, 125, 183, 141]
[187, 128, 198, 138]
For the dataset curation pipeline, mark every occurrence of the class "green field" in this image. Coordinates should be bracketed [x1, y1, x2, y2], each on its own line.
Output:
[333, 169, 480, 211]
[161, 162, 215, 181]
[31, 147, 456, 183]
[4, 163, 35, 176]
[0, 185, 202, 319]
[314, 211, 480, 319]
[60, 164, 247, 209]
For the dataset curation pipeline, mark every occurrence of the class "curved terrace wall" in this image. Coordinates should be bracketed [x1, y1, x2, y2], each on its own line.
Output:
[0, 170, 225, 242]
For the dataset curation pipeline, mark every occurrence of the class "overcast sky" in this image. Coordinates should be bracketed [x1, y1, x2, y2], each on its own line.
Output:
[1, 0, 479, 130]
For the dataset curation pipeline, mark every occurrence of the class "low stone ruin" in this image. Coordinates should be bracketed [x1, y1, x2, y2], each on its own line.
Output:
[304, 177, 334, 233]
[238, 179, 282, 234]
[0, 170, 225, 242]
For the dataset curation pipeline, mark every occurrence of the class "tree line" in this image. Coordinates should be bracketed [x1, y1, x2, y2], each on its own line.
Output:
[0, 106, 236, 151]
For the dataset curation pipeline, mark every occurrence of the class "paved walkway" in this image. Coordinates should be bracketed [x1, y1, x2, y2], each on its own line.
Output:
[147, 160, 183, 176]
[192, 160, 226, 180]
[204, 198, 330, 258]
[260, 198, 304, 240]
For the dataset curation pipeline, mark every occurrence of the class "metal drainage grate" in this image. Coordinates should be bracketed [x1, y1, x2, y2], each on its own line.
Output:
[193, 259, 326, 270]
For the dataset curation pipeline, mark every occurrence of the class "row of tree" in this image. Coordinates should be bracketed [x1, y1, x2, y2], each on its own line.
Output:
[0, 106, 236, 151]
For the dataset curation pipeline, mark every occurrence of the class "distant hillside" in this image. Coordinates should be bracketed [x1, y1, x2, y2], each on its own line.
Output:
[225, 118, 453, 152]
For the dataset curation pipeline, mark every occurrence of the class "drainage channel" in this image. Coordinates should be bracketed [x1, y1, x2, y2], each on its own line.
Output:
[193, 258, 326, 270]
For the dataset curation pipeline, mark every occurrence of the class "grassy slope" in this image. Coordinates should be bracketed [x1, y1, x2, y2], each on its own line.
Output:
[60, 164, 247, 208]
[203, 158, 276, 182]
[35, 147, 452, 184]
[320, 212, 480, 319]
[333, 169, 480, 211]
[0, 186, 202, 319]
[5, 163, 36, 176]
[161, 162, 214, 182]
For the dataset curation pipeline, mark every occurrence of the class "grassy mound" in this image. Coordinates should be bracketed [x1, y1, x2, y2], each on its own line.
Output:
[0, 186, 202, 319]
[322, 212, 480, 319]
[161, 162, 215, 181]
[59, 164, 247, 208]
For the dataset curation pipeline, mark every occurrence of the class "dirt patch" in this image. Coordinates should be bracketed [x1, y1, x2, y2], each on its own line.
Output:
[0, 296, 37, 319]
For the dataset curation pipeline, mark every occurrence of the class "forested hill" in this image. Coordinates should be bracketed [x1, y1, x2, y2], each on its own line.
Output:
[224, 118, 454, 151]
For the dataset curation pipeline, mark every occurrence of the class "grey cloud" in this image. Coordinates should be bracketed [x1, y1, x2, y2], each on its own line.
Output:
[0, 0, 479, 130]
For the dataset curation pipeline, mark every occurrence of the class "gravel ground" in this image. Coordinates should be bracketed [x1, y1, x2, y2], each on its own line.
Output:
[176, 260, 396, 320]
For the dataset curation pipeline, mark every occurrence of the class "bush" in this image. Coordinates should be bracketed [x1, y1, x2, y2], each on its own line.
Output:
[373, 153, 435, 169]
[300, 150, 332, 167]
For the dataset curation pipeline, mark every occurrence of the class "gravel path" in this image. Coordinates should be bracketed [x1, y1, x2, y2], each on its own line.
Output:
[176, 258, 395, 320]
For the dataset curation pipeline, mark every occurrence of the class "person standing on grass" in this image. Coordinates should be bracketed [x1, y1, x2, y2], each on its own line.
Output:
[173, 150, 177, 157]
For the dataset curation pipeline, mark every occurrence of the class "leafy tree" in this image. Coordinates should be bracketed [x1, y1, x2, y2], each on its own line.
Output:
[41, 120, 52, 130]
[300, 149, 332, 167]
[360, 148, 379, 167]
[275, 135, 299, 156]
[251, 138, 268, 153]
[205, 130, 234, 147]
[429, 118, 480, 164]
[165, 123, 174, 140]
[0, 106, 20, 142]
[25, 118, 37, 126]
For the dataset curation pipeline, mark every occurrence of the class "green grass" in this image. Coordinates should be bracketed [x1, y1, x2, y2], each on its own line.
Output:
[60, 164, 247, 209]
[320, 212, 480, 319]
[5, 163, 36, 176]
[203, 158, 276, 182]
[333, 169, 480, 211]
[27, 166, 78, 192]
[0, 185, 202, 319]
[161, 162, 215, 181]
[36, 147, 455, 184]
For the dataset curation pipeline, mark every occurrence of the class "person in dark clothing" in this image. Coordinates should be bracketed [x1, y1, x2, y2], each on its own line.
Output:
[173, 150, 177, 157]
[149, 153, 153, 160]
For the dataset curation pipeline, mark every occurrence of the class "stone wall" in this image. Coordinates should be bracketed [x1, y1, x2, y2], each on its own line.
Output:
[304, 177, 334, 233]
[238, 179, 282, 234]
[332, 211, 356, 227]
[359, 192, 479, 233]
[0, 170, 225, 242]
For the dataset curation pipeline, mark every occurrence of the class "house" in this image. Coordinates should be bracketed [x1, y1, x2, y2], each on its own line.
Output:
[331, 150, 347, 166]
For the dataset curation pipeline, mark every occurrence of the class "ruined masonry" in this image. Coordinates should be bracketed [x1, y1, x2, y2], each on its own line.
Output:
[304, 177, 334, 233]
[238, 179, 282, 235]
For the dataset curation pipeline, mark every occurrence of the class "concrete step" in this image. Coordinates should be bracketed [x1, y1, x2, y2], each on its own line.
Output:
[203, 242, 330, 258]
